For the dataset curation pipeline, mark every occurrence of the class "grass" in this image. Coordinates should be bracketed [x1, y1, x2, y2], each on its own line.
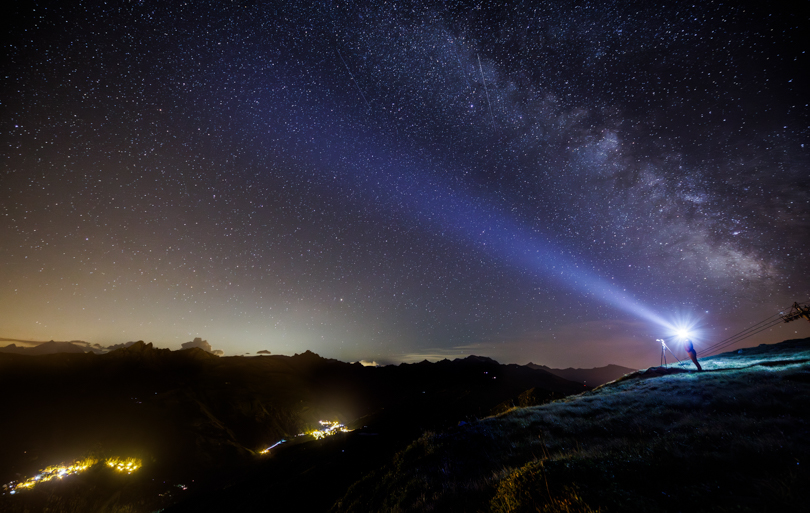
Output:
[332, 338, 810, 512]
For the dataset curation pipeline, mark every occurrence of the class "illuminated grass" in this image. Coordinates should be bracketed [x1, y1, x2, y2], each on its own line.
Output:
[334, 342, 810, 512]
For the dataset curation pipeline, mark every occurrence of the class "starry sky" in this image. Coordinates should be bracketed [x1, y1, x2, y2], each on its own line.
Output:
[2, 0, 808, 368]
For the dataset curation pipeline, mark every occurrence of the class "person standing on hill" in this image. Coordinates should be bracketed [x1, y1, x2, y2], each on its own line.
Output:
[684, 339, 702, 371]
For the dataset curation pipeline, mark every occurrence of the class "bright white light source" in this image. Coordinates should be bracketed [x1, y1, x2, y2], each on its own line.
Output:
[676, 329, 692, 340]
[664, 312, 704, 345]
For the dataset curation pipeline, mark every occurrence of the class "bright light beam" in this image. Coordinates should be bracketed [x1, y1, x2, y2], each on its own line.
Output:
[257, 88, 678, 332]
[335, 153, 674, 330]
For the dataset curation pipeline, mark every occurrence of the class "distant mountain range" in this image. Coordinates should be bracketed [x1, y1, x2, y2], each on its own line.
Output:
[0, 339, 635, 386]
[0, 340, 87, 355]
[526, 363, 636, 386]
[0, 338, 167, 355]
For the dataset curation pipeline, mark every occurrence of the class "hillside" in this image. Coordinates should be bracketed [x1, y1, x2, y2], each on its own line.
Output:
[7, 339, 805, 513]
[0, 346, 586, 513]
[332, 338, 810, 512]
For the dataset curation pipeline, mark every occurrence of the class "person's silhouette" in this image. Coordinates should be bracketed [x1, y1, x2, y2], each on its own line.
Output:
[684, 339, 702, 371]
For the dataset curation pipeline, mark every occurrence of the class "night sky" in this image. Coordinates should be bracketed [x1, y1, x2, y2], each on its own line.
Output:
[2, 0, 808, 368]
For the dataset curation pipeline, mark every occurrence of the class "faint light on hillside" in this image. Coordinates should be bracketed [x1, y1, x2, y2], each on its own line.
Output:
[259, 440, 286, 454]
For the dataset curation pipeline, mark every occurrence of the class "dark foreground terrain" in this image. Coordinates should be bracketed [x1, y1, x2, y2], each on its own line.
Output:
[331, 338, 810, 512]
[0, 343, 588, 512]
[2, 338, 808, 512]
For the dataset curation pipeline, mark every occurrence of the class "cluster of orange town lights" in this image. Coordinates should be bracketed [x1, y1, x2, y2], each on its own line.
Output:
[308, 420, 351, 440]
[4, 457, 142, 494]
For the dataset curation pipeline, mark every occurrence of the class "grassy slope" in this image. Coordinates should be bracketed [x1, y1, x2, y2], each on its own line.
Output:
[334, 338, 810, 512]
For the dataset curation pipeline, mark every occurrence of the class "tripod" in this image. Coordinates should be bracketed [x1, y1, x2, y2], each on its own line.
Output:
[657, 339, 682, 368]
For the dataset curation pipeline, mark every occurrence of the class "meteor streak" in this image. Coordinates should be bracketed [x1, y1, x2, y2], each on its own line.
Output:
[478, 54, 496, 130]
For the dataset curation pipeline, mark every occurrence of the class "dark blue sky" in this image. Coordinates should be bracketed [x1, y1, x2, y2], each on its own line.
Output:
[2, 0, 808, 368]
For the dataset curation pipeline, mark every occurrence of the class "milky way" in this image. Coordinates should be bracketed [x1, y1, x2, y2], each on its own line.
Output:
[2, 1, 808, 368]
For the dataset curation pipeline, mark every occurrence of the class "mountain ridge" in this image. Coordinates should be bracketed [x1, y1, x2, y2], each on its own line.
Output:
[0, 339, 635, 386]
[526, 362, 636, 386]
[0, 340, 87, 355]
[0, 344, 589, 512]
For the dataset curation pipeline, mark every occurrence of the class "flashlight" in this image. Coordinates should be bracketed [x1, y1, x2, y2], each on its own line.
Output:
[675, 329, 692, 340]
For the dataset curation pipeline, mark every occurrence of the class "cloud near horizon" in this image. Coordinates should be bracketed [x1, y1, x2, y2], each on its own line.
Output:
[181, 337, 224, 356]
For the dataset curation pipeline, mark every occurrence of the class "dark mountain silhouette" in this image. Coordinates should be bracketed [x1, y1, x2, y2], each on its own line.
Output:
[0, 338, 141, 354]
[526, 362, 636, 386]
[0, 340, 87, 355]
[6, 341, 806, 513]
[0, 346, 587, 513]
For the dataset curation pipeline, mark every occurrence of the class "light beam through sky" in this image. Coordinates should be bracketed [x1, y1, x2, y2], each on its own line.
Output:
[1, 0, 808, 368]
